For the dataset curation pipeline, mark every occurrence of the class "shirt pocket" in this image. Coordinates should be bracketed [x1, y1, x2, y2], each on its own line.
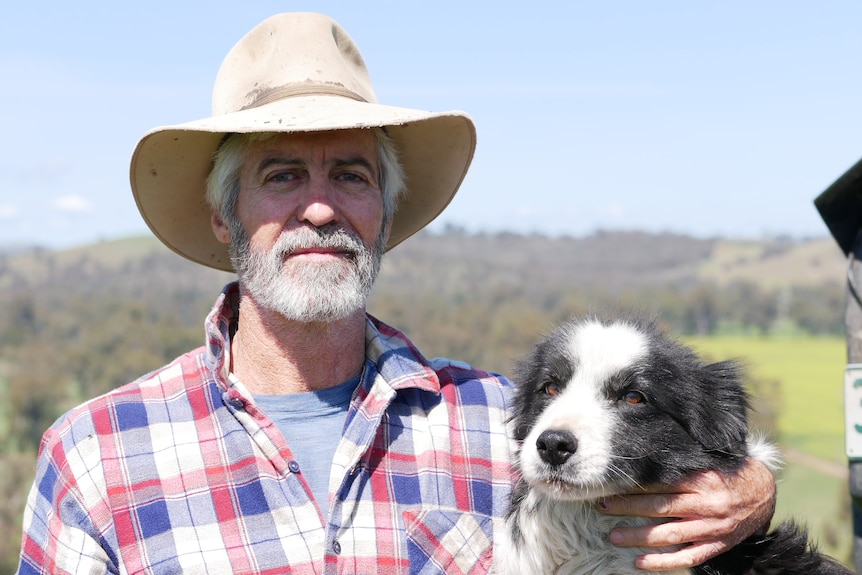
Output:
[402, 508, 495, 575]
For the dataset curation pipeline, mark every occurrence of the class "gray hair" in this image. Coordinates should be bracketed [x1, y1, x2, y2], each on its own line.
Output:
[206, 128, 405, 231]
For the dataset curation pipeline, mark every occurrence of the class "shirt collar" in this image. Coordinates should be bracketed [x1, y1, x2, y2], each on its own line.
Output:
[203, 282, 440, 395]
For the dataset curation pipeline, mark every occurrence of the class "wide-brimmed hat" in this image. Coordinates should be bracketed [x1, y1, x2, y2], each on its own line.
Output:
[130, 12, 476, 272]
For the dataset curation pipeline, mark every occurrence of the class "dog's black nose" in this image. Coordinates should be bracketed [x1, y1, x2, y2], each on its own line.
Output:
[536, 429, 578, 466]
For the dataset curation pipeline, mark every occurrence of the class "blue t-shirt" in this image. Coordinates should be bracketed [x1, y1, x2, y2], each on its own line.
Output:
[253, 376, 358, 519]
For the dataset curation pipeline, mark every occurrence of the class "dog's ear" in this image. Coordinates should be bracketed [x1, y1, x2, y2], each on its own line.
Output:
[683, 359, 750, 456]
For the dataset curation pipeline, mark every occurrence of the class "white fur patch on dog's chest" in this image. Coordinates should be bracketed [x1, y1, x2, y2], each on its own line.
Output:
[496, 492, 691, 575]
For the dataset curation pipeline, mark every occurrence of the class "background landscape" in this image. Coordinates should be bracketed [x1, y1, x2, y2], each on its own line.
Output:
[0, 229, 852, 570]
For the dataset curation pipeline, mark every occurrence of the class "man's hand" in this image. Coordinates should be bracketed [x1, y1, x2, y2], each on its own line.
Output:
[597, 457, 776, 571]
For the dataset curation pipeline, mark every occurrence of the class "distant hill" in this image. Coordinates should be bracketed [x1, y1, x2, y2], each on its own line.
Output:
[0, 230, 845, 294]
[375, 230, 846, 293]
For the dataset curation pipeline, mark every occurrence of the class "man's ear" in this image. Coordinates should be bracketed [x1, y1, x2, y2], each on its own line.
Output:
[211, 211, 231, 244]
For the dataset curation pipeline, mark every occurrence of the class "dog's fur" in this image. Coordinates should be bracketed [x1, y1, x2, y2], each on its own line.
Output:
[496, 316, 850, 575]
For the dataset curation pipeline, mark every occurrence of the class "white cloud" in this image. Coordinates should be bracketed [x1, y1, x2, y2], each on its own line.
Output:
[53, 195, 92, 213]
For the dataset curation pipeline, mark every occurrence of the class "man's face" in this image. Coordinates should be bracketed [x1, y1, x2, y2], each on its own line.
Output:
[213, 129, 389, 322]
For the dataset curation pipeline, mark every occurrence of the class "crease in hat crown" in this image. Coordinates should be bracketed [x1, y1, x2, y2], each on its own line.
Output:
[213, 12, 378, 116]
[129, 11, 476, 272]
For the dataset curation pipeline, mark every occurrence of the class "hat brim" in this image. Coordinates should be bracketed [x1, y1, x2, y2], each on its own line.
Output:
[130, 95, 476, 272]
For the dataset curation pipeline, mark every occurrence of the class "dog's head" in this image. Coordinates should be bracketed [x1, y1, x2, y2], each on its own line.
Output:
[510, 316, 750, 501]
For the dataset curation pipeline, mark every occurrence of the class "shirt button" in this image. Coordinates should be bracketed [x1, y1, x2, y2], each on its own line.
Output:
[288, 460, 301, 473]
[228, 397, 245, 410]
[332, 540, 341, 555]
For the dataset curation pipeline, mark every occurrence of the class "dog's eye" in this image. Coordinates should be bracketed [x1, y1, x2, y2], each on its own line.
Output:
[541, 382, 562, 396]
[621, 391, 645, 404]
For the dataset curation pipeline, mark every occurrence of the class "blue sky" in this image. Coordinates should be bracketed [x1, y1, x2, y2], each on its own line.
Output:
[2, 1, 861, 249]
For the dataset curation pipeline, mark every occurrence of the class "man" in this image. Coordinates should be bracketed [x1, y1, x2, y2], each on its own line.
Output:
[18, 12, 775, 574]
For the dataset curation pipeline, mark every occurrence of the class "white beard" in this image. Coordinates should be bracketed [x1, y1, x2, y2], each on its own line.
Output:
[231, 224, 384, 323]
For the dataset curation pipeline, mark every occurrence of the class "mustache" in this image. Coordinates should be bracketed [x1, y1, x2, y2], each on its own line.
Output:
[272, 226, 365, 259]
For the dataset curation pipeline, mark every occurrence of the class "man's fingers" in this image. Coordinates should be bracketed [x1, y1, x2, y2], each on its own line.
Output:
[600, 492, 681, 518]
[601, 489, 732, 520]
[634, 542, 726, 572]
[606, 519, 733, 571]
[608, 516, 737, 547]
[608, 519, 687, 547]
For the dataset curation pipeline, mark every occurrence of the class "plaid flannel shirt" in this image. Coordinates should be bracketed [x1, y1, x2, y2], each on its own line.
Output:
[18, 283, 515, 574]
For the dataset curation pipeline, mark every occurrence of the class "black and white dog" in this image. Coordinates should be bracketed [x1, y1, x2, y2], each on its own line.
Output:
[496, 316, 850, 575]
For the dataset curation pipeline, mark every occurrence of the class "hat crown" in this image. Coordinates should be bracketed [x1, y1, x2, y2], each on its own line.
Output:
[212, 12, 378, 116]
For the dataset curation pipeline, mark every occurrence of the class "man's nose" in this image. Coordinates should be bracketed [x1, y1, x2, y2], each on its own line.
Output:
[296, 180, 338, 228]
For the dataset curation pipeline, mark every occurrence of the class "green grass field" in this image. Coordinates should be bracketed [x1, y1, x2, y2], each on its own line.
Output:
[685, 335, 853, 566]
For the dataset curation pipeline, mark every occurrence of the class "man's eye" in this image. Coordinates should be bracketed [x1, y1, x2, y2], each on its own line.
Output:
[267, 172, 298, 183]
[540, 381, 562, 396]
[337, 172, 366, 183]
